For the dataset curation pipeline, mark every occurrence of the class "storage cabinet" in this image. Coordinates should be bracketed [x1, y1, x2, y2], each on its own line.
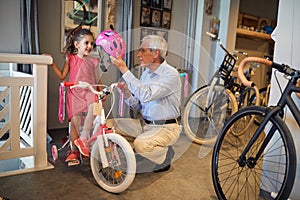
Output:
[234, 0, 278, 90]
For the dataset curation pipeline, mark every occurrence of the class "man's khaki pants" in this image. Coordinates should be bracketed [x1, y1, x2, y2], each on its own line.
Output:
[106, 118, 181, 164]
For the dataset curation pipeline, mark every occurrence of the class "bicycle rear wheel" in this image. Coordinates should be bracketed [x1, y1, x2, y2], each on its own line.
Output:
[212, 106, 296, 200]
[90, 133, 136, 193]
[183, 85, 238, 145]
[231, 85, 260, 136]
[249, 86, 271, 125]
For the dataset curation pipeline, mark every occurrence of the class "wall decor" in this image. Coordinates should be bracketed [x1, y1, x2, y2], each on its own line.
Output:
[61, 0, 116, 53]
[209, 16, 220, 38]
[140, 0, 172, 29]
[163, 0, 172, 10]
[141, 0, 151, 6]
[151, 9, 162, 28]
[140, 6, 151, 26]
[141, 27, 168, 41]
[162, 11, 171, 29]
[205, 0, 213, 15]
[105, 0, 116, 30]
[151, 0, 162, 8]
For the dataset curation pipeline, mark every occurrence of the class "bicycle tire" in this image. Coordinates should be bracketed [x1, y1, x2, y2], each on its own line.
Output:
[90, 133, 136, 193]
[231, 85, 260, 136]
[249, 86, 270, 125]
[249, 86, 270, 107]
[212, 106, 296, 200]
[183, 85, 238, 145]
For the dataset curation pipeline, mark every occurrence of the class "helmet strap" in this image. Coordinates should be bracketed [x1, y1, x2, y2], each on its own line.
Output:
[97, 47, 108, 72]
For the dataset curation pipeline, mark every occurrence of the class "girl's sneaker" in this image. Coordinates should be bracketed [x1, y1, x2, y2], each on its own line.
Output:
[74, 138, 90, 157]
[65, 150, 80, 162]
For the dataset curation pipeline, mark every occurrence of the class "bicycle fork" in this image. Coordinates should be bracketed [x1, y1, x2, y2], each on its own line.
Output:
[206, 77, 218, 111]
[237, 107, 281, 168]
[90, 116, 121, 169]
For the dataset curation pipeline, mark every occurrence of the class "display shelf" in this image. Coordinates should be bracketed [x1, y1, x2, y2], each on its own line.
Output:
[236, 28, 273, 41]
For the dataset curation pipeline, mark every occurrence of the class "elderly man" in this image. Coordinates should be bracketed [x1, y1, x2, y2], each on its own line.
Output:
[109, 35, 181, 173]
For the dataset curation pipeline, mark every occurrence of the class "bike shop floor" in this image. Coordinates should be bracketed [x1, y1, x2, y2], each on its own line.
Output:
[0, 128, 217, 200]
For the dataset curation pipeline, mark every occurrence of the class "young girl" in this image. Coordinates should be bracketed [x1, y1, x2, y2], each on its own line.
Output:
[50, 28, 101, 162]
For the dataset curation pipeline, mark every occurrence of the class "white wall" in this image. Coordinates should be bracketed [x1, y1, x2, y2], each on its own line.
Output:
[191, 0, 233, 91]
[0, 0, 21, 53]
[38, 0, 68, 129]
[270, 0, 300, 198]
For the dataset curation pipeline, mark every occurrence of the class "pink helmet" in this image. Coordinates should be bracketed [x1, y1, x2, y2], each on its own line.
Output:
[96, 30, 126, 59]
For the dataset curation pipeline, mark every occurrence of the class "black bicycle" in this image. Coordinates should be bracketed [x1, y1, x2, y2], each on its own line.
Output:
[212, 57, 298, 200]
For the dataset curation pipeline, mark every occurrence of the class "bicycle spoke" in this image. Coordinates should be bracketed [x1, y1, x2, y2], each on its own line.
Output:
[189, 99, 206, 112]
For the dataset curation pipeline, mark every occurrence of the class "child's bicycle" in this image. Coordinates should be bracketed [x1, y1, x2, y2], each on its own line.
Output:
[52, 81, 136, 193]
[182, 32, 260, 145]
[211, 57, 298, 200]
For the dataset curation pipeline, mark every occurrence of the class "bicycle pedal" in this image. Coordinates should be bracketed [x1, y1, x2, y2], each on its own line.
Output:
[67, 159, 80, 166]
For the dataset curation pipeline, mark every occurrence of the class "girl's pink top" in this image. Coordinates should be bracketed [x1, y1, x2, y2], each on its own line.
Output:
[66, 54, 100, 121]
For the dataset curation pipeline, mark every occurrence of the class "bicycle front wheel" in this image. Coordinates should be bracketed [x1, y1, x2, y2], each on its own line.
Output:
[212, 106, 296, 200]
[183, 85, 238, 145]
[90, 133, 136, 193]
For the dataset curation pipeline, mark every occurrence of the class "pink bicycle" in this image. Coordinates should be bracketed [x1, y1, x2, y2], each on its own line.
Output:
[52, 81, 136, 193]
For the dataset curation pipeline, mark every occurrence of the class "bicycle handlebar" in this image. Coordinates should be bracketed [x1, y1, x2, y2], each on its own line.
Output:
[238, 57, 296, 87]
[63, 81, 118, 96]
[206, 32, 231, 55]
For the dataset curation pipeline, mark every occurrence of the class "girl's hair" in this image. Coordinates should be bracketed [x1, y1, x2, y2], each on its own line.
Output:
[63, 28, 94, 54]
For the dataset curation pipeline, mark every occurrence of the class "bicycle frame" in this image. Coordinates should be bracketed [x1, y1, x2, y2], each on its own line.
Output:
[237, 58, 300, 165]
[67, 81, 120, 168]
[205, 51, 237, 111]
[88, 98, 113, 168]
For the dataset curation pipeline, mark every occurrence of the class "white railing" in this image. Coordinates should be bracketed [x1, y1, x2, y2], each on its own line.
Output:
[0, 53, 53, 177]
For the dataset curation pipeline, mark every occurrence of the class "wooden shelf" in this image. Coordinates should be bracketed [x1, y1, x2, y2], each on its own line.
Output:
[236, 28, 273, 41]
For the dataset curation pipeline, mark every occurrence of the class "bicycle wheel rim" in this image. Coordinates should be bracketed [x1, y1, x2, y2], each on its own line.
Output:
[212, 107, 296, 200]
[183, 85, 237, 145]
[90, 133, 136, 193]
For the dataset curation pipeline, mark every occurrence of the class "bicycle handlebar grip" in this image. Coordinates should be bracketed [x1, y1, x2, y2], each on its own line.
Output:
[238, 57, 272, 87]
[272, 62, 295, 76]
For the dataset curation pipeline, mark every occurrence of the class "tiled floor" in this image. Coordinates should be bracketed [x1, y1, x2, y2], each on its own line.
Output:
[0, 128, 217, 200]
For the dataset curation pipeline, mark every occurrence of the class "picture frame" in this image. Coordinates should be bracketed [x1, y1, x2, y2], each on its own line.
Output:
[151, 0, 162, 9]
[72, 1, 98, 26]
[163, 0, 172, 10]
[140, 0, 172, 29]
[141, 0, 151, 6]
[205, 0, 213, 15]
[141, 27, 168, 42]
[162, 11, 171, 29]
[61, 0, 102, 53]
[140, 6, 151, 27]
[209, 16, 220, 39]
[61, 0, 117, 53]
[155, 29, 168, 41]
[151, 9, 162, 28]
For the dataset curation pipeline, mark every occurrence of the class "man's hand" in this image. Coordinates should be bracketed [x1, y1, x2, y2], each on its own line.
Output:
[110, 54, 129, 74]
